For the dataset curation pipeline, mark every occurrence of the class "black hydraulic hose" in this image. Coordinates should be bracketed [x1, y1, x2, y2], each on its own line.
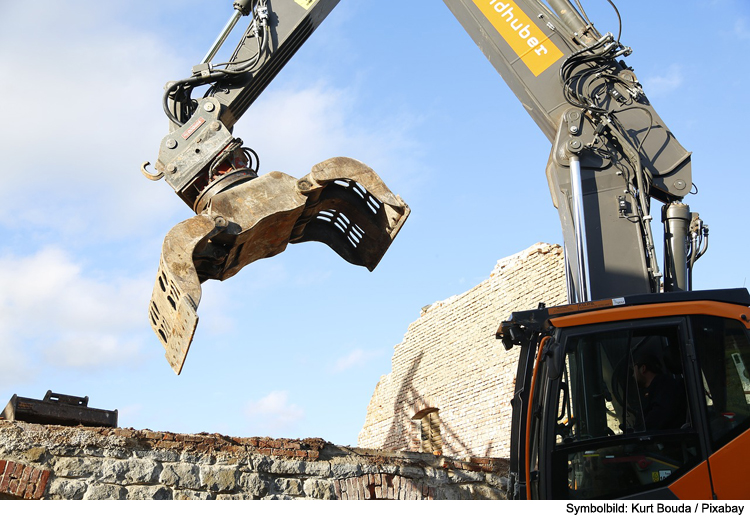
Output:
[163, 73, 226, 126]
[604, 0, 623, 43]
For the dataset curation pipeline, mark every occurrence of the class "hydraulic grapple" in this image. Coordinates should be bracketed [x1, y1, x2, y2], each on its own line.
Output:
[143, 0, 408, 373]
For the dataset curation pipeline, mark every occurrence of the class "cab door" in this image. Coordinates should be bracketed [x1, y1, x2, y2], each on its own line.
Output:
[675, 315, 750, 499]
[537, 318, 708, 499]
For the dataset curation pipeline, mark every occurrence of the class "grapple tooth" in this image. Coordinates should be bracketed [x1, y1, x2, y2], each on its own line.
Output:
[149, 214, 224, 374]
[150, 157, 409, 373]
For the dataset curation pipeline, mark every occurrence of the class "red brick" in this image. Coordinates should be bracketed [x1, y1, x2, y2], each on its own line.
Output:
[9, 479, 20, 496]
[12, 462, 24, 478]
[0, 462, 14, 492]
[23, 482, 35, 500]
[18, 466, 32, 492]
[302, 438, 326, 449]
[0, 460, 6, 476]
[361, 477, 369, 499]
[307, 450, 319, 460]
[113, 428, 135, 438]
[402, 480, 412, 499]
[32, 470, 50, 500]
[364, 479, 375, 500]
[333, 479, 342, 499]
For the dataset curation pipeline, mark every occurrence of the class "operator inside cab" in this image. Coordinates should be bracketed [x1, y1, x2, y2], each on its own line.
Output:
[631, 337, 688, 431]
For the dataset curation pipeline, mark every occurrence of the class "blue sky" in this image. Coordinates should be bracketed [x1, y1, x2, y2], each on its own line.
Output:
[1, 0, 749, 447]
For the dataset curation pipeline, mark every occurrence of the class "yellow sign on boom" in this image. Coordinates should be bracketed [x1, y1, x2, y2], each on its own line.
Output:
[474, 0, 563, 76]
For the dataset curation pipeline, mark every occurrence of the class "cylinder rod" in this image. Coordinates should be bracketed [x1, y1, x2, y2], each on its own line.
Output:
[570, 155, 591, 302]
[201, 9, 245, 65]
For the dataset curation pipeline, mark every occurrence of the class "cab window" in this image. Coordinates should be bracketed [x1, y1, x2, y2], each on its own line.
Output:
[550, 323, 700, 499]
[691, 315, 750, 449]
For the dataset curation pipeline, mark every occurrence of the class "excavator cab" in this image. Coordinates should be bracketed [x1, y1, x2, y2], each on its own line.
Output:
[500, 288, 750, 499]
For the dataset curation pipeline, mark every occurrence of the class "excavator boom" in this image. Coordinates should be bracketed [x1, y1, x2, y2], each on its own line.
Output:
[445, 0, 697, 302]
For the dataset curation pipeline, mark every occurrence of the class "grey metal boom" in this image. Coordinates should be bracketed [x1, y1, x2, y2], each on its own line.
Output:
[443, 0, 696, 301]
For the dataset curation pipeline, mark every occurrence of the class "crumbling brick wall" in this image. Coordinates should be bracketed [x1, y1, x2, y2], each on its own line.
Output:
[358, 243, 566, 459]
[0, 420, 507, 500]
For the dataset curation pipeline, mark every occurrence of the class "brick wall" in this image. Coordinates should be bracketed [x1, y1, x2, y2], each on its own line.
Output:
[358, 243, 566, 459]
[0, 420, 507, 500]
[0, 459, 51, 499]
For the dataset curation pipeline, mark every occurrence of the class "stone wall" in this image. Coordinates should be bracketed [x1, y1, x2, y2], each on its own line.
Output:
[358, 243, 566, 459]
[0, 420, 507, 500]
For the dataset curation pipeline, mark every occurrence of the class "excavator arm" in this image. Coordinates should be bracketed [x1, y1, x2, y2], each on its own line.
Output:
[145, 0, 409, 374]
[444, 0, 701, 302]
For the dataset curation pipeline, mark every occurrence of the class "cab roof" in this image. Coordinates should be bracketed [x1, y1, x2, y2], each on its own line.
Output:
[497, 288, 750, 349]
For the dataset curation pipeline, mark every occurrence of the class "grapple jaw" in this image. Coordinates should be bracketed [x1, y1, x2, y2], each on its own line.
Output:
[149, 157, 409, 374]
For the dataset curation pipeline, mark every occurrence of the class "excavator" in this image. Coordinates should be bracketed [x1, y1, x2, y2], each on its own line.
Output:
[142, 0, 750, 499]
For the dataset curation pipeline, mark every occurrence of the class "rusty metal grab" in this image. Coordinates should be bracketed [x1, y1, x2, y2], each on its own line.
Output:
[149, 157, 409, 374]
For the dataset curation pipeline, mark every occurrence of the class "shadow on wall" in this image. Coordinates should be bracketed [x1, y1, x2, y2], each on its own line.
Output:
[383, 348, 476, 457]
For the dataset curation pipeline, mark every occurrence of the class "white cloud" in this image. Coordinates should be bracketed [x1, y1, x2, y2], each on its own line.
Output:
[0, 247, 150, 378]
[0, 2, 186, 240]
[331, 348, 383, 373]
[0, 329, 32, 387]
[42, 334, 142, 369]
[237, 83, 425, 195]
[245, 390, 305, 436]
[641, 64, 683, 98]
